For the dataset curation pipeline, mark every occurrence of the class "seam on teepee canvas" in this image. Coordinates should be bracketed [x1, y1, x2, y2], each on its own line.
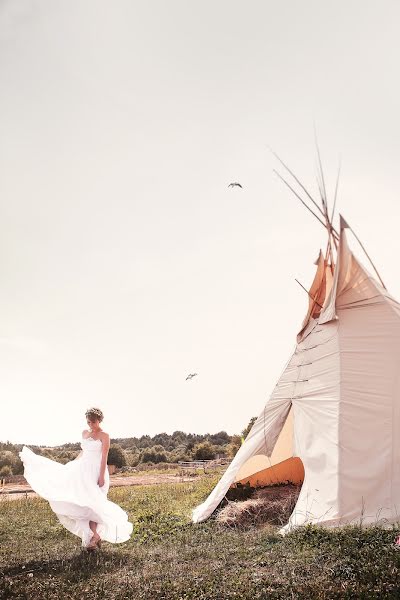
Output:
[289, 322, 318, 527]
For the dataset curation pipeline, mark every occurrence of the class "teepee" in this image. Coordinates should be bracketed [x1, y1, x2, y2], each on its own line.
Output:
[192, 156, 400, 533]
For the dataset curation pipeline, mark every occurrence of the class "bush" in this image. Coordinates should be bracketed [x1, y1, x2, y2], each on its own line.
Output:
[41, 449, 57, 461]
[0, 451, 15, 469]
[12, 454, 24, 475]
[0, 465, 12, 478]
[141, 446, 168, 464]
[192, 441, 216, 460]
[169, 450, 191, 463]
[129, 453, 141, 467]
[125, 449, 141, 467]
[0, 450, 24, 475]
[225, 441, 241, 458]
[58, 450, 80, 464]
[108, 444, 127, 468]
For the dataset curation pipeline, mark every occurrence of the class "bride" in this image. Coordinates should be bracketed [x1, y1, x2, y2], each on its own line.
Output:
[19, 407, 133, 550]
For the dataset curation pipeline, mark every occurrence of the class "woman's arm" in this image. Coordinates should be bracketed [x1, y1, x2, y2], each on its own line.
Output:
[98, 433, 110, 487]
[74, 450, 83, 460]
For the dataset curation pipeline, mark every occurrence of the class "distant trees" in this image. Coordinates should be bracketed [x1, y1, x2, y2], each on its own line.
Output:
[41, 449, 58, 461]
[57, 450, 79, 464]
[171, 430, 186, 444]
[138, 435, 152, 449]
[242, 417, 257, 440]
[208, 431, 230, 446]
[0, 424, 258, 474]
[152, 433, 172, 450]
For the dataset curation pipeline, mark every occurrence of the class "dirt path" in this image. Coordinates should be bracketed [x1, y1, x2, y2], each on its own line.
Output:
[0, 473, 200, 501]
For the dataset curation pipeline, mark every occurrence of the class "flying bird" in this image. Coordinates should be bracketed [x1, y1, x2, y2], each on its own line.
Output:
[228, 182, 243, 188]
[186, 373, 198, 381]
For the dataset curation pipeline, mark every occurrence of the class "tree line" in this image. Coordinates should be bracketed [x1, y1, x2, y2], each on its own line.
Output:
[0, 418, 257, 476]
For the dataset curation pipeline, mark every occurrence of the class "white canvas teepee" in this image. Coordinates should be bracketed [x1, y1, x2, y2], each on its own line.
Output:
[192, 178, 400, 532]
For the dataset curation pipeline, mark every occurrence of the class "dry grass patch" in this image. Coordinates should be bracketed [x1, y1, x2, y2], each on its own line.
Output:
[216, 484, 300, 528]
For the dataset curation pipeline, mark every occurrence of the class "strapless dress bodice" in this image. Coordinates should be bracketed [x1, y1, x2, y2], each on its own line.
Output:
[80, 437, 102, 456]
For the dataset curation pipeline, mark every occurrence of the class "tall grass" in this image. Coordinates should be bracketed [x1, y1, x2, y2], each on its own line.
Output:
[1, 476, 399, 599]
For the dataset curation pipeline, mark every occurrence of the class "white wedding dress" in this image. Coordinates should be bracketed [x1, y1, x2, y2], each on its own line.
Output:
[19, 436, 133, 547]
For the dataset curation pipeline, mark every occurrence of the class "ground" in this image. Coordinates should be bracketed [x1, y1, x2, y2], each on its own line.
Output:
[0, 476, 399, 600]
[1, 470, 200, 501]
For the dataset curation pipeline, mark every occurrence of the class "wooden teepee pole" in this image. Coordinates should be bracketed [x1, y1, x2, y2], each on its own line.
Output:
[295, 279, 324, 308]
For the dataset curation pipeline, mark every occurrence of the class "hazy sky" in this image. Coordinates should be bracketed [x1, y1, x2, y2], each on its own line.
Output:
[1, 1, 400, 446]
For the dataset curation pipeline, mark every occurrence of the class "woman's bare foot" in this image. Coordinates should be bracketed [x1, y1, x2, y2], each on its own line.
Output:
[87, 532, 101, 551]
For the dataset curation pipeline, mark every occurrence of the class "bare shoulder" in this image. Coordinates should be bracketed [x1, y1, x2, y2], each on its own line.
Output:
[99, 431, 110, 441]
[82, 429, 89, 437]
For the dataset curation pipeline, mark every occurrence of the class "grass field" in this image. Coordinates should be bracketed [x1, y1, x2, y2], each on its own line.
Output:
[1, 476, 399, 600]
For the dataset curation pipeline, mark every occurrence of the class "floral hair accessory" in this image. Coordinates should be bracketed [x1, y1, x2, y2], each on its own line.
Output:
[85, 407, 104, 422]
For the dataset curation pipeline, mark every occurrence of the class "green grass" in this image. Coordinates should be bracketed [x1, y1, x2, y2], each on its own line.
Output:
[0, 476, 399, 599]
[118, 465, 225, 477]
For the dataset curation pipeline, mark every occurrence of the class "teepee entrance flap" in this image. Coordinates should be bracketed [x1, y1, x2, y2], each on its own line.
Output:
[192, 395, 292, 523]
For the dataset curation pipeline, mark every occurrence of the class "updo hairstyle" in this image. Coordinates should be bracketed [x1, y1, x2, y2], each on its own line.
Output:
[85, 407, 104, 423]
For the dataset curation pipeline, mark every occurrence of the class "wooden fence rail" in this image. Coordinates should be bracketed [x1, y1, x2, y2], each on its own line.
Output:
[178, 459, 231, 470]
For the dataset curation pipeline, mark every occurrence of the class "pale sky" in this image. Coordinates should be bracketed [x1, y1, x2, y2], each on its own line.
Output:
[1, 1, 400, 446]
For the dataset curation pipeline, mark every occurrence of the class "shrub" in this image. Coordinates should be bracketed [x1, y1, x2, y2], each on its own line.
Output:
[225, 441, 241, 458]
[0, 451, 15, 469]
[56, 450, 79, 465]
[11, 454, 24, 475]
[107, 444, 127, 468]
[192, 441, 216, 460]
[141, 446, 168, 463]
[0, 450, 24, 475]
[0, 465, 12, 478]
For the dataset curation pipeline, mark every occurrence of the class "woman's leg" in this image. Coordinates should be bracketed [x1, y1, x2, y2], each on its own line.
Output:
[88, 521, 100, 546]
[89, 520, 97, 535]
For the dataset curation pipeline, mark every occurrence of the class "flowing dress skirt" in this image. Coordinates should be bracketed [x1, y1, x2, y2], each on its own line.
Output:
[19, 439, 133, 547]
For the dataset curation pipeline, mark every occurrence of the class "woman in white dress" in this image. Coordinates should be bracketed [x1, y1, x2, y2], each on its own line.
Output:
[19, 407, 133, 550]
